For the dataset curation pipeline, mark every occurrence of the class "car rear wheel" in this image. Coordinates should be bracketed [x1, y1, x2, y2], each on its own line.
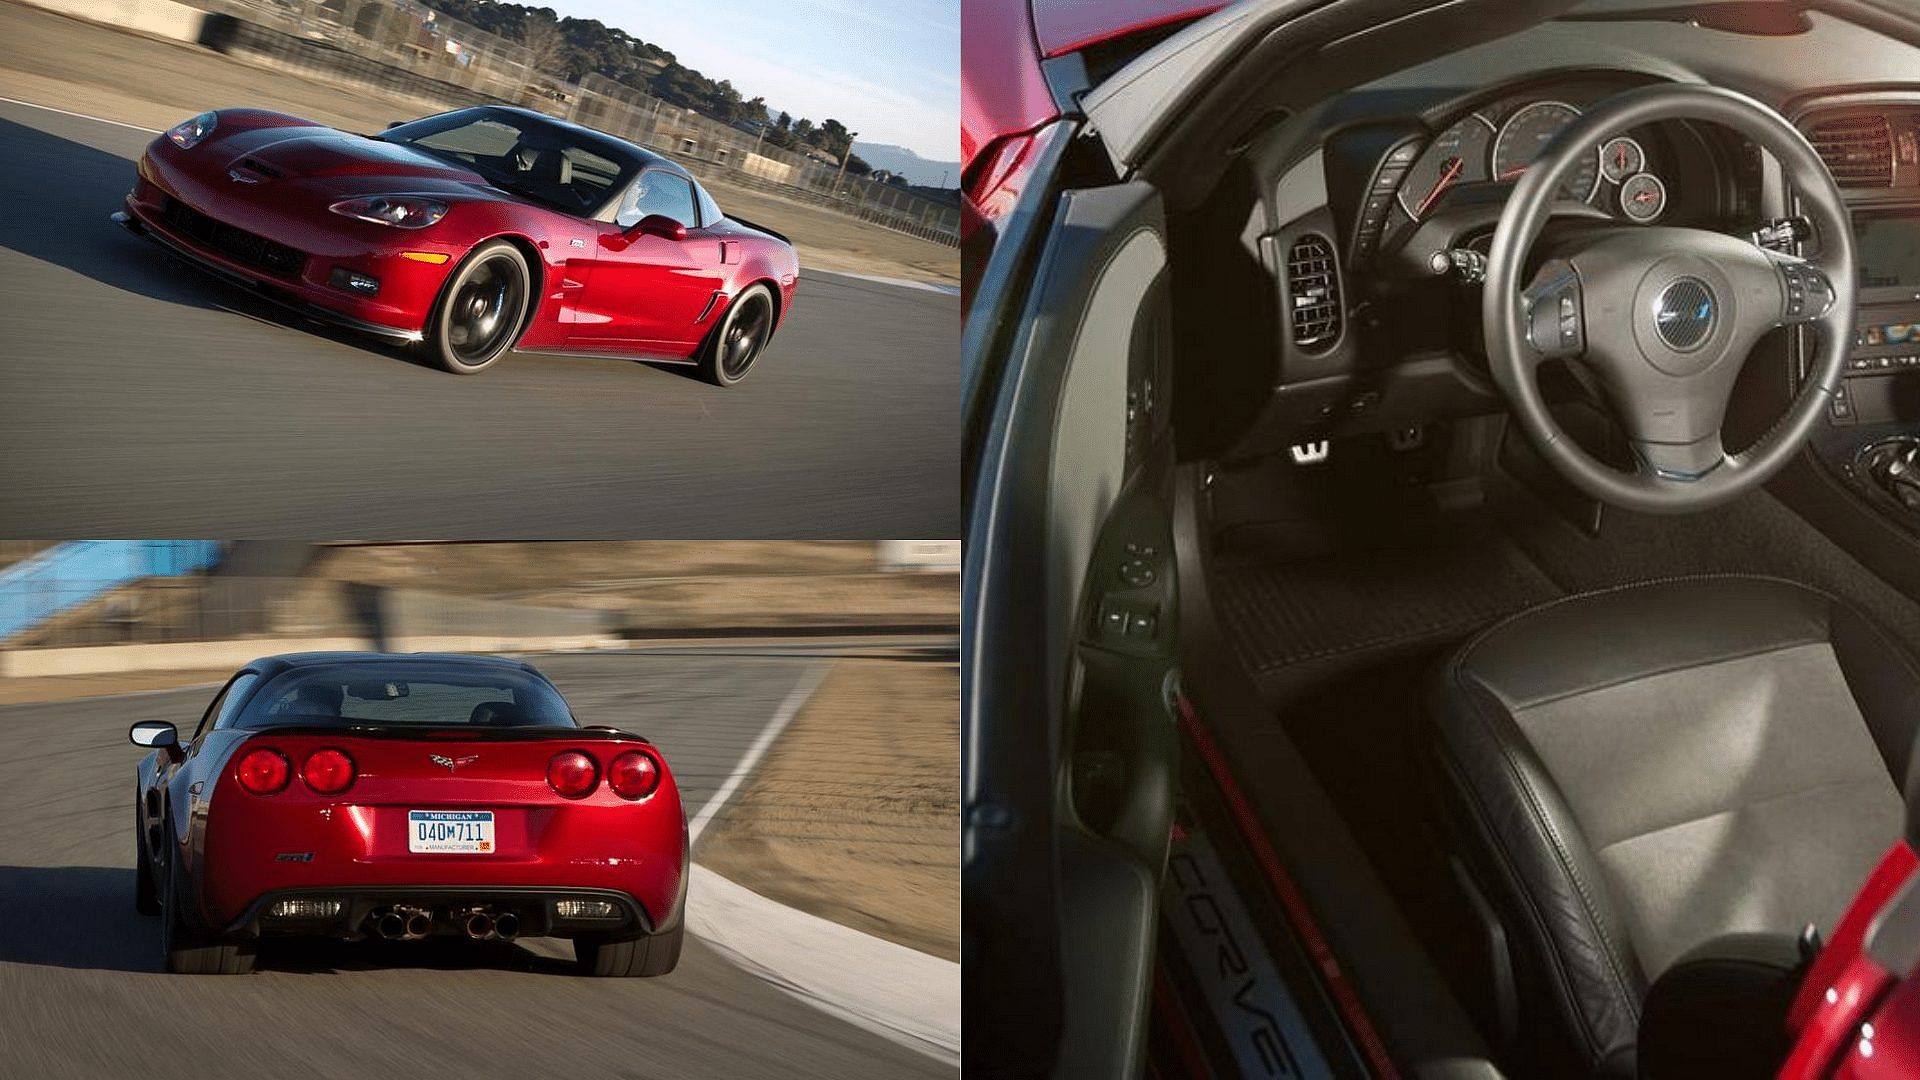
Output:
[697, 284, 774, 387]
[133, 805, 159, 916]
[422, 240, 531, 375]
[160, 833, 254, 975]
[574, 923, 683, 977]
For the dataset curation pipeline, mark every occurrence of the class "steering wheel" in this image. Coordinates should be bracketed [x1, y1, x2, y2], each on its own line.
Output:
[1484, 83, 1856, 513]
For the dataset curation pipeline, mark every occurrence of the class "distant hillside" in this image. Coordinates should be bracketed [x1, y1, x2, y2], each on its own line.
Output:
[851, 142, 960, 189]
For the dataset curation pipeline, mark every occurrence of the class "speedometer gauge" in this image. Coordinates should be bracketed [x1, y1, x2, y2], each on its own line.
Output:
[1397, 115, 1495, 220]
[1491, 100, 1600, 203]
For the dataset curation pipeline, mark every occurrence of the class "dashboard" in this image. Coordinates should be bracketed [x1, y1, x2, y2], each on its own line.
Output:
[1337, 74, 1741, 275]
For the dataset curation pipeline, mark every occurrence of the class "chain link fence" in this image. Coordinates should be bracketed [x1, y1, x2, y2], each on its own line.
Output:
[193, 0, 958, 245]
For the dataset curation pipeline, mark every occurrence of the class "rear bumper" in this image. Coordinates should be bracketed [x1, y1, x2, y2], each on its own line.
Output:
[226, 884, 659, 940]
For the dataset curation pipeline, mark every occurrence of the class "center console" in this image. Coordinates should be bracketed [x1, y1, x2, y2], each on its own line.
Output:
[1794, 95, 1920, 532]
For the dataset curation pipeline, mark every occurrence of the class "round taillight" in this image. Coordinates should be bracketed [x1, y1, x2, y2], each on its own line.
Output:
[235, 748, 290, 795]
[607, 751, 661, 800]
[302, 749, 355, 795]
[547, 751, 598, 798]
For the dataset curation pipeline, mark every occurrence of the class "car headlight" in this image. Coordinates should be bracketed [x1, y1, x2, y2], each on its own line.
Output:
[328, 195, 449, 229]
[165, 111, 218, 149]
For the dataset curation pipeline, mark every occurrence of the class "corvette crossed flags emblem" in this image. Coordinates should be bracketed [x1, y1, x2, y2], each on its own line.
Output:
[429, 754, 480, 772]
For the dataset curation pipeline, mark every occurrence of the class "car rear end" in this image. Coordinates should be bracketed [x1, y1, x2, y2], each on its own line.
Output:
[197, 728, 686, 949]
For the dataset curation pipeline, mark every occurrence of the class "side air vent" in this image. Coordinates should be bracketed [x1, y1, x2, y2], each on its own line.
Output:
[1809, 114, 1894, 187]
[1286, 233, 1341, 350]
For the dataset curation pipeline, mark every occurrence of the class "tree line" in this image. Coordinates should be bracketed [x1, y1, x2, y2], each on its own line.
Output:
[417, 0, 873, 174]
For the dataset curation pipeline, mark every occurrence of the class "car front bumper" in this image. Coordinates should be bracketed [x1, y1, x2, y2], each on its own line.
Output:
[117, 142, 462, 342]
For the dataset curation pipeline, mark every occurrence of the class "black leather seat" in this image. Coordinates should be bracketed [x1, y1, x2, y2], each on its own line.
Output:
[1430, 575, 1920, 1077]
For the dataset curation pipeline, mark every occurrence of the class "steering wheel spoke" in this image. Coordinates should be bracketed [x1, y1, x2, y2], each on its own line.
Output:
[1632, 432, 1728, 483]
[1768, 252, 1837, 328]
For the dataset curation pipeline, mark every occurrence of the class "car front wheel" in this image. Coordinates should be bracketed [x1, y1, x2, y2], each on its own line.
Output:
[422, 240, 531, 374]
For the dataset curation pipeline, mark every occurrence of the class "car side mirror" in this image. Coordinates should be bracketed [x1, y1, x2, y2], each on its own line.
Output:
[130, 721, 181, 759]
[629, 213, 687, 242]
[385, 121, 403, 130]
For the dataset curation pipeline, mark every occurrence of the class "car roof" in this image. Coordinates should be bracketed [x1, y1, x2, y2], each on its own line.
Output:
[476, 105, 692, 180]
[240, 651, 544, 676]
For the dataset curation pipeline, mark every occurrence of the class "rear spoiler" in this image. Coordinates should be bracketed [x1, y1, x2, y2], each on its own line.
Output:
[243, 723, 652, 743]
[724, 213, 791, 246]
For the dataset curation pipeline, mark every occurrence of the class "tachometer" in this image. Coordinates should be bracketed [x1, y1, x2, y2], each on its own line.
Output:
[1491, 100, 1600, 203]
[1397, 115, 1495, 220]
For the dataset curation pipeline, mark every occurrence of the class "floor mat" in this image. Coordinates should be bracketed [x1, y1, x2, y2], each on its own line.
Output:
[1211, 533, 1560, 677]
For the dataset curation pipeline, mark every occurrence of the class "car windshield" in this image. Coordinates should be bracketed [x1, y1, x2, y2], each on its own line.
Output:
[379, 109, 637, 216]
[235, 663, 577, 729]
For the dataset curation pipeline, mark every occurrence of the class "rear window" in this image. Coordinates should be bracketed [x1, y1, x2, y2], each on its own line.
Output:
[235, 663, 575, 730]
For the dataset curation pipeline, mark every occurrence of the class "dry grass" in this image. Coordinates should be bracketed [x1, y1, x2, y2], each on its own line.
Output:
[697, 657, 958, 960]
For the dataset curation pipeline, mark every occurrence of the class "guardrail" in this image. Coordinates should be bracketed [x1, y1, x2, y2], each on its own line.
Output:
[0, 541, 225, 642]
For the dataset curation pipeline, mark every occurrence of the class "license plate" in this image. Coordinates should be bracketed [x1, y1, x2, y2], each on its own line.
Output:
[408, 810, 495, 854]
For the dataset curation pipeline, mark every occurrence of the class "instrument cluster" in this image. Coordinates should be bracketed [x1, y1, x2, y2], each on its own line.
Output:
[1394, 97, 1670, 225]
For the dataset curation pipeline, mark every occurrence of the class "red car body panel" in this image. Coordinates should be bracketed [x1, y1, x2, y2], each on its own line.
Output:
[1781, 841, 1920, 1079]
[1031, 0, 1228, 58]
[121, 107, 798, 359]
[182, 731, 686, 933]
[961, 0, 1228, 176]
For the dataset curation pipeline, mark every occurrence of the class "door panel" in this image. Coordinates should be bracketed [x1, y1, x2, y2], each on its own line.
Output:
[964, 178, 1178, 1079]
[565, 231, 726, 350]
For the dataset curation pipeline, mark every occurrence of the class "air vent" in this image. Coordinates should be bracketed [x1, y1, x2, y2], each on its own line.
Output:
[1286, 233, 1341, 350]
[1809, 114, 1894, 187]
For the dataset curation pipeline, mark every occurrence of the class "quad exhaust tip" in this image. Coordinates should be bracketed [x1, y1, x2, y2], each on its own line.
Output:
[372, 906, 518, 941]
[374, 906, 433, 940]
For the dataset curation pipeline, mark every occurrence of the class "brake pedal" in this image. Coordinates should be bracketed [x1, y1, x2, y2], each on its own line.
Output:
[1289, 440, 1330, 465]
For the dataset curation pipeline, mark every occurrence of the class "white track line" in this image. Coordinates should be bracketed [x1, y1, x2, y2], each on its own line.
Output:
[0, 95, 158, 132]
[685, 658, 830, 847]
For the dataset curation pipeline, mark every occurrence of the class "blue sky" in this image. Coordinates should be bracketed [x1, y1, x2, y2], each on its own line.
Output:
[550, 0, 958, 162]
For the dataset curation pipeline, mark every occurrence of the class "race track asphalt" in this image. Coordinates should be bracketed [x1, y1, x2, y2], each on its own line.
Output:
[0, 99, 958, 538]
[0, 649, 953, 1079]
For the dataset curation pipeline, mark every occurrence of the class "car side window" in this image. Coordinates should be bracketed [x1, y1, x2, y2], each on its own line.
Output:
[193, 672, 260, 740]
[616, 170, 700, 229]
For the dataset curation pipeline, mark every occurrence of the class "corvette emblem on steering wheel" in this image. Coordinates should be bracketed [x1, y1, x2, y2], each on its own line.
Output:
[1654, 277, 1716, 351]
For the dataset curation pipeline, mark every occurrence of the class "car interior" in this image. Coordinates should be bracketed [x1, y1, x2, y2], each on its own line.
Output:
[965, 1, 1920, 1077]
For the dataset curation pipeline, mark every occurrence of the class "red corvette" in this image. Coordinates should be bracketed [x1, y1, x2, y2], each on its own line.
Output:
[127, 652, 688, 976]
[112, 105, 798, 381]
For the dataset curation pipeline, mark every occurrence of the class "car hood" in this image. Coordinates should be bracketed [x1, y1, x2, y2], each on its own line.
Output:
[219, 127, 487, 186]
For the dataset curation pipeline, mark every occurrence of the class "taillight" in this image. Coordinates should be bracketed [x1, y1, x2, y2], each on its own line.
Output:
[547, 751, 598, 798]
[235, 748, 290, 795]
[607, 750, 661, 800]
[301, 749, 355, 795]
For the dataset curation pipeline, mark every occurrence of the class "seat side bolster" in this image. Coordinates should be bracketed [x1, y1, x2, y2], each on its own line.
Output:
[1432, 665, 1647, 1072]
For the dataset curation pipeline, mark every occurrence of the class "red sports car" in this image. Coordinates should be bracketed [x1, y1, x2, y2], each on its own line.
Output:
[128, 652, 688, 976]
[112, 105, 798, 381]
